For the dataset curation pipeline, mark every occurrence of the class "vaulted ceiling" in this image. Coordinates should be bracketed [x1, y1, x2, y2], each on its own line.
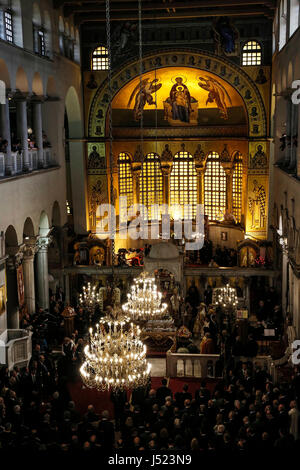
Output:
[54, 0, 277, 23]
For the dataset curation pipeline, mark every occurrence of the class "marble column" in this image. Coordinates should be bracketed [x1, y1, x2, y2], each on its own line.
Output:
[16, 98, 29, 170]
[196, 168, 205, 205]
[22, 242, 37, 314]
[36, 237, 50, 310]
[33, 100, 44, 167]
[225, 168, 233, 213]
[0, 97, 12, 173]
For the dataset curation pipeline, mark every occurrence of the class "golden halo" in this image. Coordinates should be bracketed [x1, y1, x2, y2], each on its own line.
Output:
[171, 75, 187, 84]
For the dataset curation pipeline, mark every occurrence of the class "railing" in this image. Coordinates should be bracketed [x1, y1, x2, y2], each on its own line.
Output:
[166, 350, 276, 379]
[15, 151, 23, 173]
[5, 329, 32, 370]
[43, 148, 52, 167]
[166, 351, 221, 378]
[0, 148, 55, 180]
[29, 149, 38, 170]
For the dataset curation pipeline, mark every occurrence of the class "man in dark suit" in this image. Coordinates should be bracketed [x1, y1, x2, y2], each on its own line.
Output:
[156, 378, 172, 406]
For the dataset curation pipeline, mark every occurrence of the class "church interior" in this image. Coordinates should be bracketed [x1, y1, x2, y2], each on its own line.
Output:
[0, 0, 300, 458]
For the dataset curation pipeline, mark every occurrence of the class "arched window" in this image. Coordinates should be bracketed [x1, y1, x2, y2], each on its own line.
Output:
[232, 154, 243, 223]
[279, 0, 287, 50]
[92, 46, 109, 71]
[242, 41, 262, 66]
[118, 153, 133, 212]
[170, 151, 197, 219]
[140, 153, 163, 220]
[204, 152, 226, 221]
[289, 0, 299, 37]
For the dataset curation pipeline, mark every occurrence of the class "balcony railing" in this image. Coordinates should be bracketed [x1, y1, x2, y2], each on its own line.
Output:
[0, 148, 56, 179]
[0, 329, 32, 370]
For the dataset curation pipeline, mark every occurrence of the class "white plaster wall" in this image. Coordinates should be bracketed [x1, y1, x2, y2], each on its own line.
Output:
[0, 1, 84, 241]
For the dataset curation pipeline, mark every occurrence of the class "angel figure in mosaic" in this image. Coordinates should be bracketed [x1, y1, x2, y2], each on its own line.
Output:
[127, 78, 162, 121]
[198, 76, 232, 120]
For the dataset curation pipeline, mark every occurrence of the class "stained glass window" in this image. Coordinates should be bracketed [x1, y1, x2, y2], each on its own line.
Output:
[118, 153, 133, 212]
[170, 151, 197, 219]
[242, 41, 262, 65]
[204, 152, 226, 221]
[92, 46, 109, 70]
[140, 153, 163, 220]
[233, 156, 243, 223]
[4, 11, 13, 43]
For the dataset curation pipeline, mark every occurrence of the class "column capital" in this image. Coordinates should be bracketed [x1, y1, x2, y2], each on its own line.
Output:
[22, 237, 39, 260]
[6, 245, 24, 271]
[37, 236, 52, 252]
[30, 95, 47, 104]
[13, 91, 31, 102]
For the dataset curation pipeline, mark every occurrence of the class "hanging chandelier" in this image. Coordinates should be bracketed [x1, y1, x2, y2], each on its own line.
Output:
[213, 284, 238, 308]
[79, 282, 100, 321]
[80, 315, 151, 391]
[122, 272, 168, 321]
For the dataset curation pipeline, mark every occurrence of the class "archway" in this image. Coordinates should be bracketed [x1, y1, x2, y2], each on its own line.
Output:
[15, 66, 29, 93]
[65, 86, 87, 234]
[0, 59, 11, 89]
[65, 86, 82, 138]
[32, 72, 43, 96]
[23, 217, 35, 239]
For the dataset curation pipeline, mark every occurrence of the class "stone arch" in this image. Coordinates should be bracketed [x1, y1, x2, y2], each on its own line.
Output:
[0, 58, 11, 88]
[32, 71, 43, 96]
[15, 66, 29, 93]
[89, 49, 267, 138]
[5, 225, 18, 251]
[65, 86, 82, 138]
[46, 76, 56, 97]
[39, 210, 50, 237]
[23, 217, 35, 239]
[52, 201, 61, 227]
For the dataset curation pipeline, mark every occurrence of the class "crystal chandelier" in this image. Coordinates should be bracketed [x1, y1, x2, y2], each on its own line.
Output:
[80, 315, 151, 391]
[122, 272, 167, 321]
[79, 282, 100, 321]
[213, 284, 238, 308]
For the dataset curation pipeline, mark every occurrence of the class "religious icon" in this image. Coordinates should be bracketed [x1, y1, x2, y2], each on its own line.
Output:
[169, 77, 192, 123]
[213, 17, 238, 55]
[248, 180, 266, 229]
[250, 145, 267, 169]
[255, 68, 267, 85]
[127, 78, 162, 121]
[198, 76, 232, 120]
[163, 76, 198, 125]
[88, 146, 105, 169]
[86, 74, 98, 89]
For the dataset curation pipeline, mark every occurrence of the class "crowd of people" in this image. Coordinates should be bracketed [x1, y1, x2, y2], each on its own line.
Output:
[0, 279, 296, 456]
[1, 352, 300, 455]
[0, 132, 51, 155]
